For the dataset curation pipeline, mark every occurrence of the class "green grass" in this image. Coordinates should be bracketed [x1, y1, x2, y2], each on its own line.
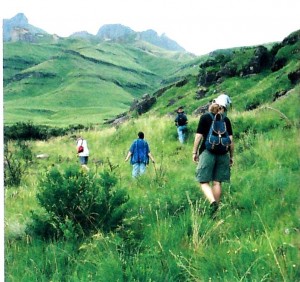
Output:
[4, 38, 197, 126]
[5, 89, 300, 281]
[4, 32, 299, 126]
[4, 31, 300, 280]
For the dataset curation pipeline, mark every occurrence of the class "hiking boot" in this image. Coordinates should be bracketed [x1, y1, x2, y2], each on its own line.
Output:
[210, 201, 219, 219]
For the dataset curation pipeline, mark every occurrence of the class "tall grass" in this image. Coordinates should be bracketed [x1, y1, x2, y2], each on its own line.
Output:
[5, 91, 300, 281]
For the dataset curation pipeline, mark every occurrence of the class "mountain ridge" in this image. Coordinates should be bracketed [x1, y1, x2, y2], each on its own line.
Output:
[3, 13, 186, 52]
[3, 13, 48, 42]
[3, 13, 299, 127]
[3, 33, 198, 126]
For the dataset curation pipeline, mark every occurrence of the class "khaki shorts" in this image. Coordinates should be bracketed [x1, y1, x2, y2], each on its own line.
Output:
[195, 150, 230, 183]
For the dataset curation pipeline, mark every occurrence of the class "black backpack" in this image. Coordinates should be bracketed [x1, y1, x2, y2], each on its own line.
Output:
[177, 113, 187, 126]
[205, 113, 231, 154]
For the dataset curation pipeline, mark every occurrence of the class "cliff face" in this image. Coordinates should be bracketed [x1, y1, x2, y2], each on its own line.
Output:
[97, 24, 185, 51]
[3, 13, 47, 42]
[3, 13, 186, 52]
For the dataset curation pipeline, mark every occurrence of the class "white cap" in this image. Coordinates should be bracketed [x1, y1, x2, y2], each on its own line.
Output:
[213, 94, 232, 109]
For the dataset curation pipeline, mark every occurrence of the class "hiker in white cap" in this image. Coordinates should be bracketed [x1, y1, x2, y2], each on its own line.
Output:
[192, 93, 234, 218]
[212, 94, 232, 115]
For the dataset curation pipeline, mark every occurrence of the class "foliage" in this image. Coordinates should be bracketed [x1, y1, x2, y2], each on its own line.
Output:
[4, 141, 33, 187]
[30, 166, 130, 240]
[4, 29, 300, 281]
[5, 103, 299, 281]
[4, 121, 87, 141]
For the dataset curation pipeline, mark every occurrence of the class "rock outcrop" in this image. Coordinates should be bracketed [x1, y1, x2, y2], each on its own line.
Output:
[3, 13, 47, 42]
[130, 94, 157, 115]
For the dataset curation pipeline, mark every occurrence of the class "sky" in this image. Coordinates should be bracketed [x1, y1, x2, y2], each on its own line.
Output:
[1, 0, 300, 55]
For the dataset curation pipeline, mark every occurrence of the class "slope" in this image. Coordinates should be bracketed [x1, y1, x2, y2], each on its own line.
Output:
[4, 85, 299, 281]
[137, 30, 300, 119]
[4, 31, 300, 282]
[3, 38, 197, 126]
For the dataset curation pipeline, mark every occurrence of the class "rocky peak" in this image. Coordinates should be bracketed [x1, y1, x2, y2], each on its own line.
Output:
[97, 24, 135, 41]
[96, 24, 185, 51]
[139, 29, 185, 51]
[3, 13, 47, 42]
[10, 13, 29, 26]
[3, 14, 186, 52]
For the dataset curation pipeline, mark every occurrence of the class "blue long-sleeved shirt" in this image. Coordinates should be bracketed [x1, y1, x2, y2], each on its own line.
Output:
[129, 139, 150, 164]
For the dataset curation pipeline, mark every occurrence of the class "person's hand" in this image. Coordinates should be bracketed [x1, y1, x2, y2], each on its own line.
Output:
[193, 153, 198, 163]
[230, 157, 234, 167]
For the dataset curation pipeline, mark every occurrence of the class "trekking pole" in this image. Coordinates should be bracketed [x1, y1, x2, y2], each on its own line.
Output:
[152, 161, 158, 179]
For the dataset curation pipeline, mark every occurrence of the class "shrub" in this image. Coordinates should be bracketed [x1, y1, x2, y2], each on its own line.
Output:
[4, 121, 49, 140]
[4, 141, 33, 187]
[4, 121, 87, 141]
[30, 166, 130, 240]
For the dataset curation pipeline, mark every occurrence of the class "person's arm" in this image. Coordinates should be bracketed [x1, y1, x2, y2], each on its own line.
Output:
[174, 116, 178, 126]
[229, 136, 234, 166]
[125, 151, 132, 162]
[185, 114, 188, 124]
[76, 139, 83, 154]
[148, 152, 155, 163]
[192, 133, 203, 162]
[226, 118, 234, 166]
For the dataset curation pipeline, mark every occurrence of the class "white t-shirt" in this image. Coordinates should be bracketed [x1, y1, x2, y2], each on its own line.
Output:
[77, 139, 89, 157]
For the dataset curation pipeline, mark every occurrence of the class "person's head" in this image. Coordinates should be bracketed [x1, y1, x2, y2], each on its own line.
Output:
[208, 103, 220, 114]
[177, 106, 184, 113]
[138, 131, 144, 139]
[209, 93, 231, 114]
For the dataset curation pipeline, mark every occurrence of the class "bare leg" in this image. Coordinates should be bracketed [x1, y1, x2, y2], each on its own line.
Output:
[81, 164, 89, 171]
[200, 182, 216, 204]
[212, 181, 222, 203]
[200, 182, 219, 218]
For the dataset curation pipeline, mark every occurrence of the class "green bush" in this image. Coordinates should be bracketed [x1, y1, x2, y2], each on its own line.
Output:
[4, 141, 33, 187]
[31, 166, 130, 239]
[4, 121, 87, 141]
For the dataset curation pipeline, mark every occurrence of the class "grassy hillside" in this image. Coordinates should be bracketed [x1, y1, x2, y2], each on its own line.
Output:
[147, 32, 300, 118]
[4, 30, 300, 281]
[3, 38, 198, 126]
[4, 85, 299, 280]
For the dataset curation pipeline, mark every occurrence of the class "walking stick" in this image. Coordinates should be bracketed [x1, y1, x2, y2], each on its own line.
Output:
[152, 161, 158, 178]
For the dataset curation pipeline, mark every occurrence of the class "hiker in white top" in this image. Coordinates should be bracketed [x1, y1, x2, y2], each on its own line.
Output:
[76, 136, 90, 171]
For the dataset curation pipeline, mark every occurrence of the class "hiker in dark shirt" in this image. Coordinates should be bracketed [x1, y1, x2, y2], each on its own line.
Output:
[192, 94, 234, 217]
[174, 106, 188, 144]
[125, 131, 155, 178]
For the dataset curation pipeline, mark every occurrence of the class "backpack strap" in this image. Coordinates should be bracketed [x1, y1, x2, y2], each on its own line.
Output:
[208, 112, 214, 120]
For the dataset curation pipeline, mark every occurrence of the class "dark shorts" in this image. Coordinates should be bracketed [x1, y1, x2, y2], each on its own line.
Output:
[195, 150, 230, 183]
[79, 156, 88, 165]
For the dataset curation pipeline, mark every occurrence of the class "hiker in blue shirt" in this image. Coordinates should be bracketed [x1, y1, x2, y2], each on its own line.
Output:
[125, 131, 155, 178]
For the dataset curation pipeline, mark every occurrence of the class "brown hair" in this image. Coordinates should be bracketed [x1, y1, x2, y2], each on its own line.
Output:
[208, 103, 220, 114]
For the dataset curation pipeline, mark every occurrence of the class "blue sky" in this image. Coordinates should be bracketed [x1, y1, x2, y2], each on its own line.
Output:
[2, 0, 300, 55]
